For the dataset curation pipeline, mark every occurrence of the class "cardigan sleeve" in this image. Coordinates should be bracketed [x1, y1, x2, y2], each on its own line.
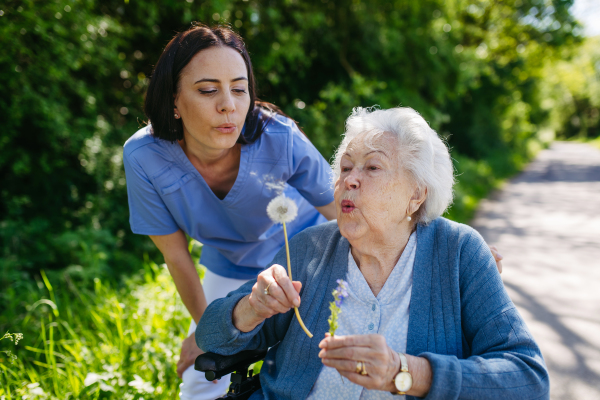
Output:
[196, 240, 299, 355]
[418, 229, 549, 400]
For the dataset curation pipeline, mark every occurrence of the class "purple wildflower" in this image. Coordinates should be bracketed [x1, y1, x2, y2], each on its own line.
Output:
[329, 279, 349, 336]
[335, 279, 349, 299]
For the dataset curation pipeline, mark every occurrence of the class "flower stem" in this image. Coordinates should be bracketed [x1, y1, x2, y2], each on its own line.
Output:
[282, 221, 313, 338]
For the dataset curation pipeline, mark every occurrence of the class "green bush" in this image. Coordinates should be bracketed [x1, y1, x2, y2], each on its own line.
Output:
[0, 0, 581, 281]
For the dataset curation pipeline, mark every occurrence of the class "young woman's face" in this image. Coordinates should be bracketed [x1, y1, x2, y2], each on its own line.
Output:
[174, 46, 251, 152]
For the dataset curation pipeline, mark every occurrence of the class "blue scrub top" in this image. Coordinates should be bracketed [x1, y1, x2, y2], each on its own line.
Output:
[123, 114, 334, 279]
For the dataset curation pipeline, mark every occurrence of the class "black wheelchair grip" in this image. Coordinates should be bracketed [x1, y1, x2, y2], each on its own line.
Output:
[195, 349, 268, 381]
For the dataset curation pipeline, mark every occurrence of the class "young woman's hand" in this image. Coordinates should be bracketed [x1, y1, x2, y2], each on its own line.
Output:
[177, 333, 204, 378]
[488, 245, 503, 273]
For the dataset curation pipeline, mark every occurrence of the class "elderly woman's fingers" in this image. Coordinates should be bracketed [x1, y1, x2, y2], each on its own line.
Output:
[319, 347, 384, 371]
[250, 276, 287, 317]
[248, 289, 287, 318]
[271, 264, 301, 307]
[250, 264, 301, 317]
[337, 369, 384, 391]
[319, 333, 375, 349]
[262, 292, 293, 314]
[319, 334, 399, 391]
[321, 357, 364, 373]
[292, 281, 302, 293]
[260, 281, 296, 313]
[331, 359, 396, 391]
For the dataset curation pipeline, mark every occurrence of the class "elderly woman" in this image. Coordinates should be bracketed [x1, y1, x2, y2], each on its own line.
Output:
[197, 107, 549, 399]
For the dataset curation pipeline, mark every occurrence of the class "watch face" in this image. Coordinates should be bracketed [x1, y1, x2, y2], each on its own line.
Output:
[395, 372, 413, 392]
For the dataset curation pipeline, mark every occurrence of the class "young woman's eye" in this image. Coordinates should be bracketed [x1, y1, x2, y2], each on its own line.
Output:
[199, 89, 217, 95]
[233, 89, 247, 94]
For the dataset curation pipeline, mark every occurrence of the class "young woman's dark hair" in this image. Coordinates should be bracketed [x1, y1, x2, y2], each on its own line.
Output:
[144, 24, 281, 144]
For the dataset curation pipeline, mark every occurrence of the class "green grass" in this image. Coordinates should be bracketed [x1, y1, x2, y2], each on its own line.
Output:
[0, 260, 192, 399]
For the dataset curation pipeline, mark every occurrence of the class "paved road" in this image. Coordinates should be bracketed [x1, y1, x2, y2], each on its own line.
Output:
[471, 142, 600, 399]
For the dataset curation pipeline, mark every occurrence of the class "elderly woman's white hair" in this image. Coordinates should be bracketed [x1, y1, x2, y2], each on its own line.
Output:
[332, 107, 454, 224]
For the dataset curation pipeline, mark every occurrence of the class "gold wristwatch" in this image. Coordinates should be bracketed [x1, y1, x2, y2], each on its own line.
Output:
[392, 352, 412, 395]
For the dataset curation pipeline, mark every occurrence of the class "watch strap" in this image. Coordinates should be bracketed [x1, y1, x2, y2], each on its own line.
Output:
[391, 352, 411, 396]
[398, 352, 409, 373]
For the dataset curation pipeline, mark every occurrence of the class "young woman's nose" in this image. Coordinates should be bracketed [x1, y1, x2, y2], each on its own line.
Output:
[218, 91, 236, 114]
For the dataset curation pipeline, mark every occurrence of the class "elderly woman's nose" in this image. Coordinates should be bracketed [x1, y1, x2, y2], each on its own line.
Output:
[344, 169, 360, 189]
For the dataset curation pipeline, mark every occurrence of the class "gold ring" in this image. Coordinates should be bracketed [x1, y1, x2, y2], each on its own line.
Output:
[360, 361, 368, 376]
[264, 281, 274, 295]
[355, 361, 363, 374]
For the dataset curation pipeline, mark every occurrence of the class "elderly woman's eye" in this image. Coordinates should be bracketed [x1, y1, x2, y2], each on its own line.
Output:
[341, 166, 352, 172]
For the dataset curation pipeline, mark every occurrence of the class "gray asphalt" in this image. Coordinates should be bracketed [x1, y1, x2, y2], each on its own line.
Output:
[470, 142, 600, 399]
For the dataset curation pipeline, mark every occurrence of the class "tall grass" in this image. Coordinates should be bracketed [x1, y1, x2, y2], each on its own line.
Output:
[0, 258, 194, 399]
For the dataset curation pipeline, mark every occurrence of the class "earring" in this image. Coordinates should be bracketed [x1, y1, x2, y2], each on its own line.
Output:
[174, 113, 179, 119]
[407, 215, 412, 221]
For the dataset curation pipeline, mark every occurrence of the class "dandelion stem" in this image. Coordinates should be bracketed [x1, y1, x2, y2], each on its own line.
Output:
[282, 221, 313, 338]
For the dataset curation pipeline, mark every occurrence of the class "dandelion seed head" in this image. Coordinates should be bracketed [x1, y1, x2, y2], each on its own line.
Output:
[261, 174, 286, 196]
[266, 195, 298, 224]
[265, 180, 286, 194]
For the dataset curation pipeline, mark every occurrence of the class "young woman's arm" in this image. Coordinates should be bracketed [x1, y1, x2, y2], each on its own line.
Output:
[150, 230, 208, 378]
[316, 201, 336, 220]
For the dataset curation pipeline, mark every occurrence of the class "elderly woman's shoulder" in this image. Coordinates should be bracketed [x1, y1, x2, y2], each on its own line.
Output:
[291, 220, 341, 250]
[422, 217, 488, 249]
[422, 218, 495, 277]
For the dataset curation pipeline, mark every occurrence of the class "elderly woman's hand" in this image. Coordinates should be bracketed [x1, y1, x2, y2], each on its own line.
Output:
[318, 334, 400, 392]
[319, 334, 433, 396]
[232, 264, 302, 332]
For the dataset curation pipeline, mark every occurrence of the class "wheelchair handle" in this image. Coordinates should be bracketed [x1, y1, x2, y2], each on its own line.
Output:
[195, 349, 268, 381]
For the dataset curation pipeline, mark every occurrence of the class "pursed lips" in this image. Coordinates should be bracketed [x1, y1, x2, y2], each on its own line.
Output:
[341, 199, 356, 213]
[215, 123, 236, 133]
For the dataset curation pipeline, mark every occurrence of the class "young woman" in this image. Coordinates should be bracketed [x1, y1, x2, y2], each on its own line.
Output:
[123, 25, 336, 399]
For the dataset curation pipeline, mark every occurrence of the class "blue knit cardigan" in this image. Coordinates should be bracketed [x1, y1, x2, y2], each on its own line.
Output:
[197, 218, 550, 400]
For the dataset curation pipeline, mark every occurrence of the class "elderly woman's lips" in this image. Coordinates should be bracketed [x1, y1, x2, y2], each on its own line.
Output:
[341, 200, 355, 213]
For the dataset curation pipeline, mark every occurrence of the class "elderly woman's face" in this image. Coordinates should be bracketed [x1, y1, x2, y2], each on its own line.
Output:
[334, 132, 416, 242]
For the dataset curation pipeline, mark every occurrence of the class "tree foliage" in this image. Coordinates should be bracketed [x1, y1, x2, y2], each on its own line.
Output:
[0, 0, 590, 289]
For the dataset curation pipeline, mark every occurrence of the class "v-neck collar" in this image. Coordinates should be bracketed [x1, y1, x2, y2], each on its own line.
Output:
[346, 231, 417, 305]
[165, 139, 249, 205]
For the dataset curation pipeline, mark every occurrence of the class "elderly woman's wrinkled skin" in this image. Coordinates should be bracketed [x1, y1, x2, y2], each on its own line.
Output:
[334, 132, 426, 295]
